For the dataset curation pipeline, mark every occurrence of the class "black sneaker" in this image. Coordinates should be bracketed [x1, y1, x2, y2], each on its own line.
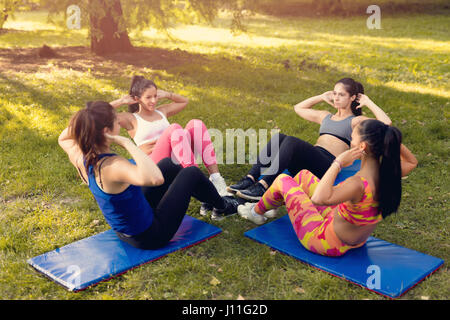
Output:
[236, 182, 267, 201]
[227, 176, 255, 194]
[211, 196, 246, 221]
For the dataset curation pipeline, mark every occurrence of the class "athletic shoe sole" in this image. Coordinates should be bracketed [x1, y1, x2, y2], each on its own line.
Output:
[226, 186, 240, 194]
[211, 211, 237, 221]
[236, 191, 262, 201]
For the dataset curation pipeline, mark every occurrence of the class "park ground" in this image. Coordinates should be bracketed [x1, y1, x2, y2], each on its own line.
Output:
[0, 9, 449, 299]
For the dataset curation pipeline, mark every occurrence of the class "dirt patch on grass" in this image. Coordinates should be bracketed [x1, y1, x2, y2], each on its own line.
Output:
[0, 45, 208, 75]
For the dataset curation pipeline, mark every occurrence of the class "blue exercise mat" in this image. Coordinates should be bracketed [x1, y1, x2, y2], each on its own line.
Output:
[247, 159, 444, 298]
[28, 215, 221, 292]
[260, 160, 361, 185]
[245, 214, 444, 299]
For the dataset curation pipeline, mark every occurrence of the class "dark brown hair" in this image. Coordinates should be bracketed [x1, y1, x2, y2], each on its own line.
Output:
[336, 78, 364, 116]
[128, 76, 158, 113]
[69, 101, 116, 170]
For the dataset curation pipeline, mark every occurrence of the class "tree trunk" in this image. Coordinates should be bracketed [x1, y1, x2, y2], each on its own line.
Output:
[89, 0, 133, 55]
[0, 13, 8, 30]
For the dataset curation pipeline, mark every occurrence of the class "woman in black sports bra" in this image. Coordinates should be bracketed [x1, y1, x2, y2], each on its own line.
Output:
[228, 78, 417, 202]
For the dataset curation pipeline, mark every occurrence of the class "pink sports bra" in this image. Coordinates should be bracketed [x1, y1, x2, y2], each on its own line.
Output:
[337, 176, 381, 226]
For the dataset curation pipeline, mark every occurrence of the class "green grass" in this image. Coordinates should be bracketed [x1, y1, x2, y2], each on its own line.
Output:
[0, 10, 449, 300]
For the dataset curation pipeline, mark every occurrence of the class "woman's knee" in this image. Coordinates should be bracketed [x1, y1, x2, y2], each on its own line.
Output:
[294, 169, 313, 181]
[185, 119, 206, 130]
[283, 135, 303, 147]
[168, 123, 183, 130]
[273, 173, 291, 185]
[178, 165, 203, 178]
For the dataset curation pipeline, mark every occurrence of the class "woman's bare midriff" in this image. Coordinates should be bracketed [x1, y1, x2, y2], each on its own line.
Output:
[314, 134, 350, 157]
[333, 213, 378, 246]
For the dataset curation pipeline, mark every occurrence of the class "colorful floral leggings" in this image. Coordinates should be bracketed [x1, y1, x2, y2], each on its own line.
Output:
[256, 170, 364, 257]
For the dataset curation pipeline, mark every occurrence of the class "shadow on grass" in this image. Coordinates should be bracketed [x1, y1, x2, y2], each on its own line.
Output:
[1, 45, 447, 142]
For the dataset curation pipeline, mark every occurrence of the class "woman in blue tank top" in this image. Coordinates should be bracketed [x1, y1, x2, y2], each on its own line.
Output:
[58, 101, 244, 249]
[229, 78, 418, 204]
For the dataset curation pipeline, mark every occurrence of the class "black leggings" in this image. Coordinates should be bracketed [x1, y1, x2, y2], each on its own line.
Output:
[116, 158, 224, 250]
[248, 133, 336, 186]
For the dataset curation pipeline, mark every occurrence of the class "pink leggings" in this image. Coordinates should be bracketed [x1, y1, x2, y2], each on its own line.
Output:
[149, 119, 217, 168]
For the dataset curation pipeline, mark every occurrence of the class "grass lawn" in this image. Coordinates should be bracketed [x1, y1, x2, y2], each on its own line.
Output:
[0, 9, 449, 300]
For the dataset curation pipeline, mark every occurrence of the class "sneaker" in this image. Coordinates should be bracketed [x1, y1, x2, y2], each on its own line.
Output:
[236, 182, 266, 201]
[237, 202, 267, 225]
[227, 176, 255, 194]
[264, 206, 283, 218]
[211, 196, 246, 221]
[211, 175, 233, 196]
[199, 202, 213, 216]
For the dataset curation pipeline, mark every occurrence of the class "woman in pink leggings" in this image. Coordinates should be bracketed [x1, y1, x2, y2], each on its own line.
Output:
[110, 76, 231, 217]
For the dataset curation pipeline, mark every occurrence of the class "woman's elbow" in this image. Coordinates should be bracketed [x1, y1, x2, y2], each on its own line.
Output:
[311, 195, 325, 206]
[401, 161, 418, 177]
[139, 174, 164, 187]
[152, 176, 165, 186]
[148, 173, 164, 186]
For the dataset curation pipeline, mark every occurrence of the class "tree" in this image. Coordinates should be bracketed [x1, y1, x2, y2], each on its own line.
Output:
[0, 0, 22, 30]
[41, 0, 248, 55]
[88, 0, 133, 55]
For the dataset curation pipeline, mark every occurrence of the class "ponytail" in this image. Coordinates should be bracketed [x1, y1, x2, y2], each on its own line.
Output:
[336, 78, 364, 116]
[128, 75, 157, 113]
[378, 126, 402, 218]
[69, 101, 116, 170]
[358, 120, 402, 218]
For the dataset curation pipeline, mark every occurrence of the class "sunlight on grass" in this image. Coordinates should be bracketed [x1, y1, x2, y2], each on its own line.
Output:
[137, 20, 449, 98]
[1, 98, 60, 134]
[4, 20, 58, 31]
[0, 68, 126, 135]
[312, 32, 450, 53]
[385, 81, 450, 99]
[3, 11, 64, 31]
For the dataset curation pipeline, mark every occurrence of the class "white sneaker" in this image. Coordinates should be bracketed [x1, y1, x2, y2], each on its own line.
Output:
[240, 202, 281, 218]
[237, 203, 267, 225]
[199, 202, 213, 216]
[210, 175, 233, 196]
[264, 206, 282, 218]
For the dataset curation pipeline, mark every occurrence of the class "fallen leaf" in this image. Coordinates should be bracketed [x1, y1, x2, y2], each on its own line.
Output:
[210, 276, 221, 286]
[294, 287, 305, 294]
[90, 219, 100, 227]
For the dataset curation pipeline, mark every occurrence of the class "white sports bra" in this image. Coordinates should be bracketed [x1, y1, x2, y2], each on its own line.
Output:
[132, 110, 170, 146]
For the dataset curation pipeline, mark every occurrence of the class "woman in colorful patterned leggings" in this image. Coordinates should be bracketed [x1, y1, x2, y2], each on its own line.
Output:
[239, 119, 411, 257]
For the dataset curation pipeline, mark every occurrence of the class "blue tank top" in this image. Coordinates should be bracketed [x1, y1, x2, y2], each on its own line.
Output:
[87, 153, 154, 236]
[319, 114, 355, 146]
